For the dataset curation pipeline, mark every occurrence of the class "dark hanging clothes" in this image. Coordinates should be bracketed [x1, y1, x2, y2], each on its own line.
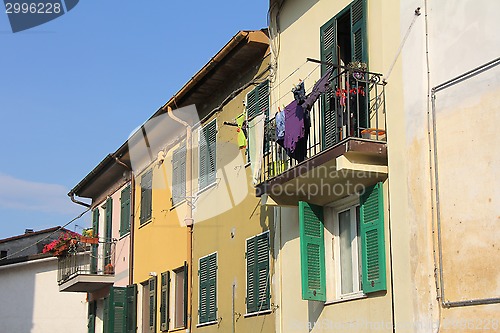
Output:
[282, 100, 310, 162]
[292, 81, 306, 105]
[302, 69, 333, 111]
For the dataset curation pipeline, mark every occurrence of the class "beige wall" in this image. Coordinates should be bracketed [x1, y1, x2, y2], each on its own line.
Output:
[191, 58, 276, 333]
[394, 0, 500, 331]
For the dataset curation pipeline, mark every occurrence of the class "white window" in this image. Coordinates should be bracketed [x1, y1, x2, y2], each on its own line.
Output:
[325, 196, 363, 301]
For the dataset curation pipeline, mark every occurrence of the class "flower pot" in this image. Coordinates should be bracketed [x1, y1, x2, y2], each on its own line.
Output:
[80, 236, 99, 244]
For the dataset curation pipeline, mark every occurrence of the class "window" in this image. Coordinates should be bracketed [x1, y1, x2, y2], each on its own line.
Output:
[140, 169, 153, 224]
[120, 185, 131, 236]
[174, 265, 187, 328]
[172, 146, 187, 206]
[246, 232, 270, 313]
[102, 285, 136, 333]
[330, 204, 362, 298]
[160, 264, 187, 331]
[199, 120, 217, 191]
[320, 0, 367, 148]
[198, 253, 217, 324]
[245, 80, 270, 162]
[298, 183, 386, 302]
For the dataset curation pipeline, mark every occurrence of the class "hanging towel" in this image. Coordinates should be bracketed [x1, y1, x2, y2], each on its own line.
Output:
[236, 113, 247, 149]
[275, 110, 285, 141]
[302, 68, 333, 111]
[248, 113, 266, 186]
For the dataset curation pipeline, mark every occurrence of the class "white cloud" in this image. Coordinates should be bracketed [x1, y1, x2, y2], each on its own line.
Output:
[0, 173, 82, 215]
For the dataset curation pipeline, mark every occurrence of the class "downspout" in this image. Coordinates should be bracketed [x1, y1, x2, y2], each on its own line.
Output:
[114, 157, 135, 286]
[166, 105, 194, 333]
[69, 192, 91, 208]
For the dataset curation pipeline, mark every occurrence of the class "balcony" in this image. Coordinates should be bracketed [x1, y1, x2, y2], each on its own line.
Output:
[57, 243, 115, 292]
[256, 65, 388, 206]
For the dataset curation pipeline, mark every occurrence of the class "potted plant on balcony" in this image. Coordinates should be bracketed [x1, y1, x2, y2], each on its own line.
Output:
[42, 231, 80, 257]
[80, 228, 99, 244]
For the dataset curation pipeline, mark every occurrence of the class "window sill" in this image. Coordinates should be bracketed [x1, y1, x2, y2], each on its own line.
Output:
[325, 292, 367, 306]
[170, 199, 186, 211]
[118, 231, 130, 240]
[196, 320, 218, 328]
[197, 181, 218, 195]
[168, 327, 186, 332]
[243, 309, 272, 318]
[138, 219, 152, 229]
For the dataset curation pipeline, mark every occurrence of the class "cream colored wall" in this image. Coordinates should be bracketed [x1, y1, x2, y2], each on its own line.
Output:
[395, 0, 500, 332]
[270, 0, 402, 332]
[191, 59, 276, 333]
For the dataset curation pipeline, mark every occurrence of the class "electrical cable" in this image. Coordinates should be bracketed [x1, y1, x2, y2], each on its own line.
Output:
[0, 208, 90, 261]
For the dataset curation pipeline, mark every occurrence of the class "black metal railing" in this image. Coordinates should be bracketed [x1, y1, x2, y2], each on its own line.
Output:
[258, 67, 386, 184]
[57, 242, 115, 285]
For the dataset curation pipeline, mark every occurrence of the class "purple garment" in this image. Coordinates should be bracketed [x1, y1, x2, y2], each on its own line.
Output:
[302, 69, 333, 111]
[283, 100, 306, 154]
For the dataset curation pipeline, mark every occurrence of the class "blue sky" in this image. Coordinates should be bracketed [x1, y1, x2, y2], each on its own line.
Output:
[0, 1, 268, 239]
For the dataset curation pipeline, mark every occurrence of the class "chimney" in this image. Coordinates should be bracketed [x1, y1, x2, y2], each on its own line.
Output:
[24, 229, 34, 234]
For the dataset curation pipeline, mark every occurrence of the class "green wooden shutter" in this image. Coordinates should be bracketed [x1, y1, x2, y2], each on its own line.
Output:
[160, 272, 170, 331]
[207, 253, 217, 322]
[126, 284, 137, 333]
[120, 185, 131, 236]
[199, 121, 216, 190]
[207, 121, 217, 186]
[256, 233, 270, 311]
[198, 256, 208, 323]
[199, 253, 217, 323]
[113, 287, 127, 333]
[360, 183, 386, 293]
[246, 233, 270, 313]
[149, 276, 157, 332]
[103, 291, 112, 333]
[350, 0, 369, 129]
[172, 148, 186, 205]
[299, 201, 326, 302]
[105, 198, 113, 267]
[140, 170, 152, 224]
[246, 237, 257, 313]
[88, 301, 96, 333]
[320, 15, 338, 150]
[91, 208, 99, 274]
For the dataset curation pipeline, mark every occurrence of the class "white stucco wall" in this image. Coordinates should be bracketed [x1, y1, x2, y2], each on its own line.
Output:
[0, 257, 87, 333]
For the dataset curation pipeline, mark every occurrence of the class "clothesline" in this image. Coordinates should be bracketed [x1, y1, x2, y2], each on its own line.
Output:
[269, 63, 321, 110]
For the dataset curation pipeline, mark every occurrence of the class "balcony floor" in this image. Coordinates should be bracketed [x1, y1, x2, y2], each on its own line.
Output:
[256, 138, 388, 206]
[59, 273, 115, 292]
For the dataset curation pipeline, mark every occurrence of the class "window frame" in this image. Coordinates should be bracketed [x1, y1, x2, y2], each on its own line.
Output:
[324, 195, 365, 302]
[245, 231, 271, 315]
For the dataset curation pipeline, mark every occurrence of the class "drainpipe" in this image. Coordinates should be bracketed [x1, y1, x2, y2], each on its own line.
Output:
[69, 192, 91, 208]
[166, 105, 194, 333]
[114, 157, 135, 286]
